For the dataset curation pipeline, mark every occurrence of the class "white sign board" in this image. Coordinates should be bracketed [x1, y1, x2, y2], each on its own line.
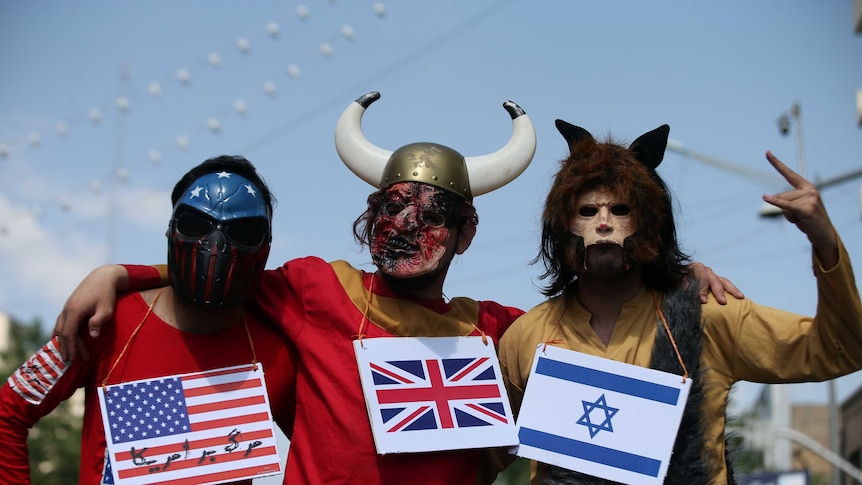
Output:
[514, 345, 691, 485]
[354, 336, 517, 454]
[98, 364, 281, 484]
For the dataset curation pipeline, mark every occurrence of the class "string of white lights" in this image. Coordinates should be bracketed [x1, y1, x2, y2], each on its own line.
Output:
[0, 2, 388, 241]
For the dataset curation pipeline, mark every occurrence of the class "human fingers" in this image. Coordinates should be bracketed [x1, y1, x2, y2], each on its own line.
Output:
[765, 151, 813, 189]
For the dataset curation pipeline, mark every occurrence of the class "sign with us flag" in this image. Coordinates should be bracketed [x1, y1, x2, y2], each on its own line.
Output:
[514, 345, 691, 485]
[354, 336, 517, 454]
[97, 364, 281, 484]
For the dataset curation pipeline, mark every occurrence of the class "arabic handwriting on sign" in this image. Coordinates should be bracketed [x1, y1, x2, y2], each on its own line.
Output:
[148, 453, 181, 474]
[225, 428, 242, 452]
[198, 449, 217, 465]
[244, 440, 263, 457]
[130, 447, 156, 467]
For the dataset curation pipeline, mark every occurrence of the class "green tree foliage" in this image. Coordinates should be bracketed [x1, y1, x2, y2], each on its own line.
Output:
[0, 316, 82, 484]
[494, 457, 530, 484]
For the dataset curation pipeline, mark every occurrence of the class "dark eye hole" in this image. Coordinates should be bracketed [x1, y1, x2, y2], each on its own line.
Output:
[611, 204, 631, 216]
[226, 219, 268, 246]
[578, 207, 598, 217]
[384, 202, 404, 216]
[176, 212, 215, 238]
[420, 211, 446, 227]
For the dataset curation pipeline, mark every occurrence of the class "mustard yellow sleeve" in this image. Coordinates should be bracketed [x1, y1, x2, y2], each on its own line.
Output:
[498, 320, 527, 419]
[702, 236, 862, 383]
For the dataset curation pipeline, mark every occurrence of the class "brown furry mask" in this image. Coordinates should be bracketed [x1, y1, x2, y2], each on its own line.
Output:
[544, 120, 671, 271]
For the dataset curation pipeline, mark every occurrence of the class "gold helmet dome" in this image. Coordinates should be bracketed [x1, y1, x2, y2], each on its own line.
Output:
[334, 91, 537, 200]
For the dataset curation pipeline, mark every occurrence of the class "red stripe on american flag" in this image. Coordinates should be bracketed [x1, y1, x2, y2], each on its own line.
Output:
[182, 364, 256, 382]
[182, 378, 262, 397]
[145, 462, 280, 485]
[186, 395, 266, 414]
[190, 412, 272, 432]
[8, 373, 42, 403]
[116, 445, 279, 479]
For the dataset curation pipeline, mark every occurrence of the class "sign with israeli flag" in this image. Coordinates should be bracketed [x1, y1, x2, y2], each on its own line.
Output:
[513, 345, 691, 485]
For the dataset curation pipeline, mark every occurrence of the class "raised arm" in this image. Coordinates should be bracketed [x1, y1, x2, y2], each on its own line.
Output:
[53, 264, 166, 361]
[761, 150, 839, 269]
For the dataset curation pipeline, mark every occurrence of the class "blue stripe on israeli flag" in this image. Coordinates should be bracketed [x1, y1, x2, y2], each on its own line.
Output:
[519, 427, 661, 477]
[535, 357, 681, 405]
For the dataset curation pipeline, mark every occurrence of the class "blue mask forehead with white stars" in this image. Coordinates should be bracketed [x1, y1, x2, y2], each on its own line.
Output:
[175, 171, 269, 221]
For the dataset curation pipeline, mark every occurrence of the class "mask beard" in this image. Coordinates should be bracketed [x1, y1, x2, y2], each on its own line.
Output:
[571, 235, 639, 281]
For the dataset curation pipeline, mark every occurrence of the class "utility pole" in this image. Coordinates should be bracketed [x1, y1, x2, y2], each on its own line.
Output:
[777, 102, 841, 485]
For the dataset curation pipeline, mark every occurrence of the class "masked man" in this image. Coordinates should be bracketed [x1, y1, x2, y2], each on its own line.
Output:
[498, 120, 862, 484]
[51, 94, 736, 485]
[0, 155, 296, 484]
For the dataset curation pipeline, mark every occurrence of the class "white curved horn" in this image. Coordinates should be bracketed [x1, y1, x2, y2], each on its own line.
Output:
[465, 101, 537, 196]
[334, 91, 392, 188]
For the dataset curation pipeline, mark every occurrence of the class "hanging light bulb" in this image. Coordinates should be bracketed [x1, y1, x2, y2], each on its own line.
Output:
[373, 3, 386, 17]
[0, 144, 9, 158]
[296, 5, 310, 20]
[115, 167, 129, 182]
[55, 121, 69, 136]
[148, 149, 162, 165]
[287, 64, 301, 79]
[237, 38, 251, 54]
[116, 97, 130, 112]
[341, 25, 355, 40]
[266, 22, 280, 37]
[29, 132, 41, 147]
[319, 43, 333, 58]
[208, 53, 222, 68]
[234, 100, 248, 116]
[207, 118, 221, 134]
[263, 82, 277, 97]
[89, 109, 103, 124]
[175, 135, 189, 150]
[177, 69, 191, 85]
[148, 82, 162, 98]
[90, 179, 103, 195]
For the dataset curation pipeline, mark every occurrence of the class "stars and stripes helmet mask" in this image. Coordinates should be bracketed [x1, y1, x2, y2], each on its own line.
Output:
[167, 171, 272, 307]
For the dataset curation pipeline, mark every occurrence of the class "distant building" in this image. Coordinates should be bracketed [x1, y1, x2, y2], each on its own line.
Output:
[790, 405, 831, 478]
[841, 386, 862, 484]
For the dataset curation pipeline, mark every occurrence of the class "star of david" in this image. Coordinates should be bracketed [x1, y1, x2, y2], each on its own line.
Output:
[576, 393, 619, 438]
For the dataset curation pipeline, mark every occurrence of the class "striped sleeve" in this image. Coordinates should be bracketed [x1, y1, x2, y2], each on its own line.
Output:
[5, 337, 70, 405]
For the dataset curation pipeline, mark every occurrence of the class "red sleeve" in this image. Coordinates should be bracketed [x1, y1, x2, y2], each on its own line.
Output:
[478, 301, 525, 344]
[248, 258, 319, 341]
[122, 264, 168, 290]
[0, 334, 98, 484]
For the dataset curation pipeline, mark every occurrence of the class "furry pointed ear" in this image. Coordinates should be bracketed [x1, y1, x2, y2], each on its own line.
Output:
[555, 119, 595, 148]
[629, 124, 670, 170]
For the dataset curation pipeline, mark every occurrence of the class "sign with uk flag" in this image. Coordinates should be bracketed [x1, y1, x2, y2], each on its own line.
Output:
[514, 345, 691, 485]
[354, 336, 518, 454]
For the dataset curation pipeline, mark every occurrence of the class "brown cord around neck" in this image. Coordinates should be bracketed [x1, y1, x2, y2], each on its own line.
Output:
[652, 291, 689, 382]
[101, 287, 167, 388]
[355, 273, 376, 348]
[101, 288, 260, 387]
[354, 274, 489, 346]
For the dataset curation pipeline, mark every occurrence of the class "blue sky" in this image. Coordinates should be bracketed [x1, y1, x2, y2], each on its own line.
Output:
[2, 0, 861, 432]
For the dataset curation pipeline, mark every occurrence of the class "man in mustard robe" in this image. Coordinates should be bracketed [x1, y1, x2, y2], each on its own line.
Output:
[498, 120, 862, 484]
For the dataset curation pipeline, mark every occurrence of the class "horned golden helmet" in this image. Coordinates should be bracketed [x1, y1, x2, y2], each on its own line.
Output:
[334, 91, 537, 200]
